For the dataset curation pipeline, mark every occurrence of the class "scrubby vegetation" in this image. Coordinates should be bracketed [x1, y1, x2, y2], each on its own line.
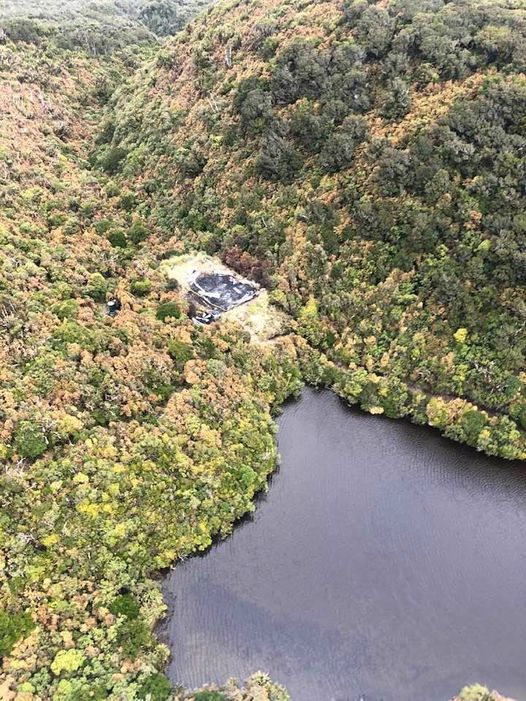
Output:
[455, 686, 515, 701]
[0, 0, 524, 698]
[0, 2, 303, 699]
[0, 0, 211, 55]
[106, 0, 526, 460]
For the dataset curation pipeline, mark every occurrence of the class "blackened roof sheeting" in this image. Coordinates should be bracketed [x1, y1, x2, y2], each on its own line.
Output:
[190, 273, 256, 311]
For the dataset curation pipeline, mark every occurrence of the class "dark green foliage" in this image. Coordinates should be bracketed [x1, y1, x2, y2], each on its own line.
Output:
[107, 228, 128, 248]
[129, 220, 149, 244]
[0, 611, 34, 657]
[1, 18, 46, 44]
[319, 115, 368, 171]
[96, 120, 116, 146]
[461, 410, 487, 446]
[139, 0, 182, 36]
[176, 143, 208, 179]
[238, 88, 273, 131]
[131, 279, 152, 296]
[72, 686, 107, 701]
[109, 593, 140, 619]
[0, 0, 212, 56]
[289, 101, 328, 152]
[380, 77, 411, 120]
[354, 5, 395, 58]
[86, 273, 111, 302]
[193, 692, 227, 701]
[256, 128, 302, 182]
[165, 277, 180, 291]
[14, 422, 47, 459]
[117, 618, 152, 659]
[234, 77, 273, 132]
[272, 41, 329, 105]
[119, 191, 137, 212]
[156, 301, 181, 321]
[168, 339, 194, 369]
[137, 673, 172, 701]
[100, 147, 127, 175]
[94, 219, 113, 235]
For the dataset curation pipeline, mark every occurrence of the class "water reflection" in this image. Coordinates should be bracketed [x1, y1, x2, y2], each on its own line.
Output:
[162, 389, 526, 701]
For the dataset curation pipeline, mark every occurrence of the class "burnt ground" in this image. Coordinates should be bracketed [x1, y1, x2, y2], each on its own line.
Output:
[190, 272, 257, 311]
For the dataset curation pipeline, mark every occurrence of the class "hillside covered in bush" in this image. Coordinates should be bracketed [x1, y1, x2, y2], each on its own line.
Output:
[105, 0, 526, 459]
[0, 0, 525, 699]
[0, 2, 301, 699]
[0, 0, 212, 55]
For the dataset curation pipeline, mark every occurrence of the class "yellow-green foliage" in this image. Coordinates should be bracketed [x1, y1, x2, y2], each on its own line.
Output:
[455, 685, 512, 701]
[0, 6, 302, 699]
[51, 649, 86, 676]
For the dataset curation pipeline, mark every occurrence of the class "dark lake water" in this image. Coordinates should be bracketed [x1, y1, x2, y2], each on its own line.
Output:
[161, 389, 526, 701]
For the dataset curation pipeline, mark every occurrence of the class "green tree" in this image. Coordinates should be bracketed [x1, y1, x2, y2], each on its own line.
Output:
[0, 610, 34, 657]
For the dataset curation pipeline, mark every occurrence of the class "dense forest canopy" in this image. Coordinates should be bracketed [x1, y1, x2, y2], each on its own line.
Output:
[105, 0, 526, 459]
[0, 0, 524, 699]
[0, 0, 212, 53]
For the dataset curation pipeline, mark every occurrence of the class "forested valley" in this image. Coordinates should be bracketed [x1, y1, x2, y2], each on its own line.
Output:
[0, 0, 524, 699]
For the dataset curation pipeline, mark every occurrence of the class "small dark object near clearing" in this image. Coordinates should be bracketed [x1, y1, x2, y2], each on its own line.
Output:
[107, 298, 121, 317]
[193, 310, 221, 325]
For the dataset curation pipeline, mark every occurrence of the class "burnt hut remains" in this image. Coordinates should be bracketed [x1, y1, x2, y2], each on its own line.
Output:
[189, 272, 257, 323]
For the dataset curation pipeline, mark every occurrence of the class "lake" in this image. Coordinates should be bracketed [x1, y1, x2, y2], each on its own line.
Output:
[161, 388, 526, 701]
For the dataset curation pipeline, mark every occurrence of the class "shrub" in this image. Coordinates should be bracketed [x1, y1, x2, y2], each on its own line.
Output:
[66, 683, 106, 701]
[256, 130, 302, 182]
[119, 191, 136, 211]
[107, 229, 128, 248]
[117, 618, 151, 659]
[3, 18, 45, 44]
[14, 421, 47, 459]
[100, 146, 127, 174]
[129, 221, 149, 244]
[108, 593, 140, 620]
[53, 321, 98, 351]
[96, 120, 115, 146]
[137, 673, 172, 701]
[235, 87, 273, 132]
[130, 279, 152, 296]
[86, 273, 110, 302]
[167, 339, 194, 369]
[94, 219, 113, 235]
[139, 0, 186, 36]
[380, 77, 411, 120]
[165, 277, 180, 291]
[193, 693, 227, 701]
[461, 410, 487, 446]
[175, 145, 208, 179]
[0, 610, 34, 657]
[50, 649, 85, 676]
[320, 116, 368, 172]
[156, 302, 181, 321]
[272, 40, 328, 104]
[289, 101, 327, 152]
[52, 300, 79, 320]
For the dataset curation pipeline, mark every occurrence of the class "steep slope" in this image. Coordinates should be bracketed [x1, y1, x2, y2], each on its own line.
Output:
[0, 0, 212, 53]
[106, 0, 526, 459]
[0, 8, 300, 701]
[0, 0, 524, 699]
